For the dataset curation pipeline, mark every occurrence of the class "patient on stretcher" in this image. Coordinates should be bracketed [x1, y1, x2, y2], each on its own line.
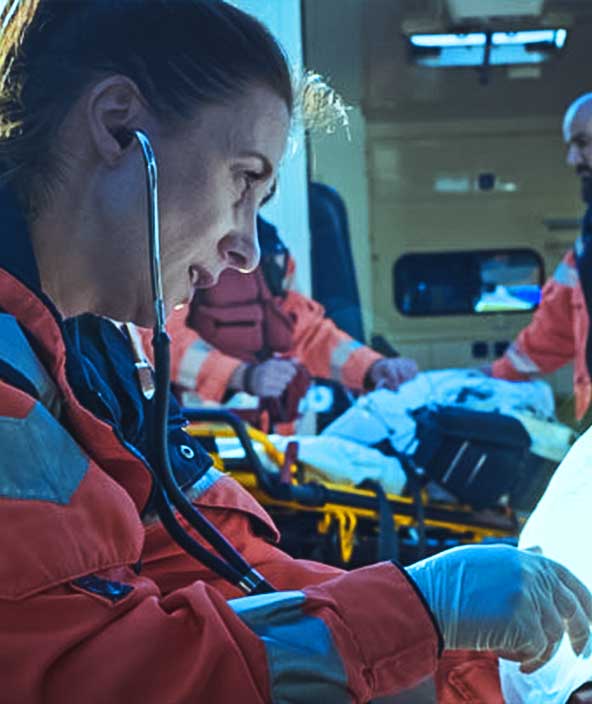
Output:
[322, 369, 573, 511]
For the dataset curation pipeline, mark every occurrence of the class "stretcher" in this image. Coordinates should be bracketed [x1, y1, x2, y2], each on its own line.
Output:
[184, 408, 518, 567]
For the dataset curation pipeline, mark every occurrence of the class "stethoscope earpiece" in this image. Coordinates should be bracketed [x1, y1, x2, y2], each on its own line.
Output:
[112, 127, 135, 150]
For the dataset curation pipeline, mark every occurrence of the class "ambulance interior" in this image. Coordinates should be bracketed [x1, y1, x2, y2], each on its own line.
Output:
[304, 0, 577, 391]
[181, 1, 592, 700]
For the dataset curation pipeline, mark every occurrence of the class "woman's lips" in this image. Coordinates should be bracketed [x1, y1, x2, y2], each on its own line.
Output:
[189, 264, 218, 290]
[173, 267, 218, 310]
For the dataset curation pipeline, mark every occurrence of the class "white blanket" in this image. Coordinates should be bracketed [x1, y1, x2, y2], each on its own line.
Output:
[269, 434, 407, 494]
[323, 369, 558, 457]
[500, 427, 592, 703]
[215, 433, 408, 495]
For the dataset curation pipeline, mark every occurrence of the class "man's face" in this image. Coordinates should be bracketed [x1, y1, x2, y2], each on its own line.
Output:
[563, 99, 592, 203]
[564, 103, 592, 174]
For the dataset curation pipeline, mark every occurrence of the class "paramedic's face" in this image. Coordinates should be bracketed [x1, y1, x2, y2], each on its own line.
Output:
[156, 83, 289, 315]
[564, 101, 592, 176]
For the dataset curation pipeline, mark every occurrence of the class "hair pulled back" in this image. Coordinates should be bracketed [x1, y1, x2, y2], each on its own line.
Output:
[0, 0, 293, 211]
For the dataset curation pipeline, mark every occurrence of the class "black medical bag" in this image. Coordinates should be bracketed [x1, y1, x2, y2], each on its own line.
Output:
[412, 405, 532, 509]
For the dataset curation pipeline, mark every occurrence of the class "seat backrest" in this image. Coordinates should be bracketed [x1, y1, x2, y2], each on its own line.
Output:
[308, 182, 365, 343]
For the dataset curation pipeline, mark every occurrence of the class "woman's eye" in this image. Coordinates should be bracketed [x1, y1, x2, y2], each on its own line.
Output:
[234, 169, 271, 207]
[260, 181, 277, 208]
[240, 171, 259, 196]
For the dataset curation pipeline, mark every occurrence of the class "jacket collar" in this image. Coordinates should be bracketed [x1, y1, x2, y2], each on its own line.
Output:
[0, 187, 154, 511]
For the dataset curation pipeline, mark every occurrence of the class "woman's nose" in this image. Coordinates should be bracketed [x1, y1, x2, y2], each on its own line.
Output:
[219, 223, 261, 273]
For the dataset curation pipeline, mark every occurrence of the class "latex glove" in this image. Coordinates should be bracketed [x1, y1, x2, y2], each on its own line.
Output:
[407, 545, 592, 674]
[245, 358, 299, 398]
[367, 357, 419, 391]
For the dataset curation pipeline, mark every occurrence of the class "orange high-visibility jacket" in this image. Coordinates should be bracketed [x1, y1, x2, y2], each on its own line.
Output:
[167, 256, 382, 403]
[0, 213, 443, 701]
[492, 245, 591, 420]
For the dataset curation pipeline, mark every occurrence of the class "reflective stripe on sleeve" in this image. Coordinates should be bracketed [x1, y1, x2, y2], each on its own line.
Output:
[330, 340, 363, 383]
[0, 313, 60, 415]
[0, 401, 89, 504]
[183, 466, 225, 501]
[142, 467, 225, 526]
[505, 342, 541, 375]
[229, 590, 351, 704]
[552, 260, 579, 288]
[176, 339, 214, 390]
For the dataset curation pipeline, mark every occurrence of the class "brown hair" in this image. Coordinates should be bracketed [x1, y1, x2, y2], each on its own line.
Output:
[0, 0, 293, 212]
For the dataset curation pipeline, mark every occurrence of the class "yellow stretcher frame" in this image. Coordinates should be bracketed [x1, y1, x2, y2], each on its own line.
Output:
[185, 412, 518, 565]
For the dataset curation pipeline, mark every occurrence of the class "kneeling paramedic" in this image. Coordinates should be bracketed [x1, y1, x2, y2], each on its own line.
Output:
[167, 216, 419, 427]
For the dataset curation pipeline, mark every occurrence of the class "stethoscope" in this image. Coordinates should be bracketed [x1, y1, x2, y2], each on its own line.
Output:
[132, 130, 275, 596]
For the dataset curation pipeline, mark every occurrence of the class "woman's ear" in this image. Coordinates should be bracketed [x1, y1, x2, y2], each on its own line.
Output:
[86, 75, 143, 165]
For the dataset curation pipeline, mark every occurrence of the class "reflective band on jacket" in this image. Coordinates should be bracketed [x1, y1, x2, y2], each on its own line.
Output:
[330, 339, 363, 383]
[230, 590, 350, 703]
[553, 260, 579, 288]
[176, 338, 214, 390]
[506, 342, 541, 375]
[142, 467, 225, 526]
[0, 401, 89, 504]
[0, 313, 60, 415]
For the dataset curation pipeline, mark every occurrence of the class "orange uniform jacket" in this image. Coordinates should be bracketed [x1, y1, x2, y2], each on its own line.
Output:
[492, 246, 591, 420]
[0, 217, 447, 700]
[168, 286, 383, 403]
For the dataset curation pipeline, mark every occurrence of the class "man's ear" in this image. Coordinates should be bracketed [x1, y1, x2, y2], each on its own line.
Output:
[86, 75, 144, 165]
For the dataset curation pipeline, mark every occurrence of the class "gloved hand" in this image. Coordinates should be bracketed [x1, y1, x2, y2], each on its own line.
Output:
[407, 545, 592, 674]
[367, 357, 418, 391]
[244, 357, 299, 398]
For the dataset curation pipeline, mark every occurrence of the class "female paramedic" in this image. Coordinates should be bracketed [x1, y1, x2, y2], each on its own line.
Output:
[0, 1, 590, 702]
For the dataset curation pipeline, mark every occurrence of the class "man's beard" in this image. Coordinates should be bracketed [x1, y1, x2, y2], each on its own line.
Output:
[578, 166, 592, 203]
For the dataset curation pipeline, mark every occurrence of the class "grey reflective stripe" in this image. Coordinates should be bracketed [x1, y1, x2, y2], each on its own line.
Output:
[181, 466, 224, 502]
[142, 467, 224, 526]
[553, 260, 579, 288]
[230, 590, 350, 704]
[330, 339, 363, 383]
[0, 401, 88, 503]
[177, 338, 214, 390]
[506, 342, 541, 375]
[0, 313, 60, 415]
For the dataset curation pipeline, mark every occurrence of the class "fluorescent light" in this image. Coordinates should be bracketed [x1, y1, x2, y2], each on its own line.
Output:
[409, 28, 568, 68]
[492, 29, 567, 46]
[410, 32, 486, 48]
[555, 29, 568, 48]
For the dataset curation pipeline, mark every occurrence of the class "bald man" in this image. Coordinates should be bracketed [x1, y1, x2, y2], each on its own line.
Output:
[492, 92, 592, 426]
